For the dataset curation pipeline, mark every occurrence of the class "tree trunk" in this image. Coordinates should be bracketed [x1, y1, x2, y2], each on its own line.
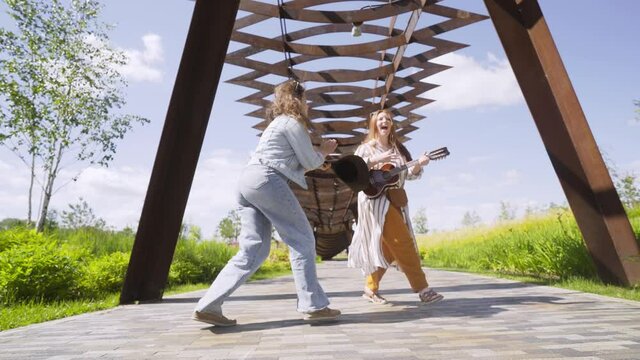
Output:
[36, 142, 64, 232]
[36, 184, 52, 232]
[27, 152, 35, 227]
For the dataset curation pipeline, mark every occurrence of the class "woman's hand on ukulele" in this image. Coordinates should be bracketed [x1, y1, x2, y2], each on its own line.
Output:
[418, 153, 430, 166]
[411, 153, 430, 175]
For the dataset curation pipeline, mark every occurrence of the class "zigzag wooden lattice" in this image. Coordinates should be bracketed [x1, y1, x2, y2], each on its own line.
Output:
[225, 0, 487, 258]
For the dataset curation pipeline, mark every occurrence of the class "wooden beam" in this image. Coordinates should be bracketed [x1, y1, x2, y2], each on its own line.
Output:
[380, 0, 426, 108]
[240, 0, 422, 23]
[484, 0, 640, 285]
[120, 0, 241, 304]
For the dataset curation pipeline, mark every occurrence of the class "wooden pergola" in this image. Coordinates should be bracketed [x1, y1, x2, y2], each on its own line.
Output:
[120, 0, 640, 304]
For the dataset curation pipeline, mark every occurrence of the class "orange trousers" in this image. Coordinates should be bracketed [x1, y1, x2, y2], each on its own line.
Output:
[366, 204, 429, 293]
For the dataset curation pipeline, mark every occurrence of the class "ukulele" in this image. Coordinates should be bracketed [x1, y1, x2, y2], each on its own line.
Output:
[363, 147, 449, 199]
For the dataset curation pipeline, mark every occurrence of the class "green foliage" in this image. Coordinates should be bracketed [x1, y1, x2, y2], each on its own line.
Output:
[253, 242, 291, 278]
[0, 239, 82, 303]
[617, 173, 640, 209]
[168, 239, 292, 285]
[497, 201, 516, 222]
[0, 226, 134, 304]
[412, 207, 428, 234]
[43, 209, 60, 231]
[0, 226, 293, 329]
[0, 218, 29, 230]
[217, 209, 241, 243]
[180, 223, 202, 242]
[602, 152, 640, 210]
[168, 239, 236, 286]
[0, 294, 120, 331]
[0, 227, 46, 252]
[461, 210, 481, 227]
[421, 208, 603, 280]
[53, 227, 135, 256]
[78, 252, 129, 297]
[61, 198, 106, 230]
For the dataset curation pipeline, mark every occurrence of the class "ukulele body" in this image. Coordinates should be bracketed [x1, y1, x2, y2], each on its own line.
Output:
[363, 163, 400, 198]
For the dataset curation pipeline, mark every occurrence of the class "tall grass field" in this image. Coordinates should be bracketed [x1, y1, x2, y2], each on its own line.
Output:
[417, 207, 640, 300]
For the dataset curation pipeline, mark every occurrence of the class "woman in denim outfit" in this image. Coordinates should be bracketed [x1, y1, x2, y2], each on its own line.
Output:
[193, 79, 340, 326]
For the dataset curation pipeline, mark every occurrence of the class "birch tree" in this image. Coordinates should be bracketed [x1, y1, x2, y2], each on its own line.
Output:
[0, 0, 148, 231]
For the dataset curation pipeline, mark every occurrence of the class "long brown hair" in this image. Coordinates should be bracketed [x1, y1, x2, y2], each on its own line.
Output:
[265, 79, 311, 128]
[363, 109, 411, 160]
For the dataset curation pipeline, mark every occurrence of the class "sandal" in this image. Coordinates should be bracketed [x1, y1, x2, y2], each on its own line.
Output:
[362, 291, 389, 305]
[419, 288, 444, 305]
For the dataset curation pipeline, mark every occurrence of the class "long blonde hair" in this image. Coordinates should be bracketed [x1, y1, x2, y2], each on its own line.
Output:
[364, 109, 398, 146]
[363, 109, 412, 160]
[265, 79, 311, 128]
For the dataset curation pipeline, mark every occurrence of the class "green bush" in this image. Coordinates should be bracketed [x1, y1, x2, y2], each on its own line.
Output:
[254, 243, 291, 276]
[0, 218, 29, 231]
[0, 225, 295, 305]
[0, 228, 47, 252]
[78, 252, 130, 297]
[0, 240, 82, 304]
[168, 239, 236, 286]
[54, 227, 135, 256]
[627, 206, 640, 242]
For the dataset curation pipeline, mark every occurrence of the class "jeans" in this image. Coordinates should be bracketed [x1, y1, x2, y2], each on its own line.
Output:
[195, 164, 330, 314]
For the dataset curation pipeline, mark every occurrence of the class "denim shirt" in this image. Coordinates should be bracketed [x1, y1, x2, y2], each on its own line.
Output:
[248, 115, 324, 189]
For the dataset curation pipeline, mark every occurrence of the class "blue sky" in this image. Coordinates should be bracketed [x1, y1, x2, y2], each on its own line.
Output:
[0, 1, 638, 237]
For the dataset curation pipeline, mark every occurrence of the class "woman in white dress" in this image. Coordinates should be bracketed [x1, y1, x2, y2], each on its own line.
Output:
[347, 109, 443, 305]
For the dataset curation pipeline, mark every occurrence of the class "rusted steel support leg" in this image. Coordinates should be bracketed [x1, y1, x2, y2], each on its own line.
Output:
[484, 0, 640, 285]
[120, 0, 241, 304]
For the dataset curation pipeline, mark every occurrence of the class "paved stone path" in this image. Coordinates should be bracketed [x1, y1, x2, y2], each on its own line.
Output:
[2, 261, 640, 359]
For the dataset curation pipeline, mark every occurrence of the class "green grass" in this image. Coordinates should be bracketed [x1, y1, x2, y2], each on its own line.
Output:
[0, 294, 120, 331]
[53, 227, 135, 256]
[0, 282, 227, 331]
[431, 267, 640, 302]
[553, 277, 640, 301]
[164, 283, 210, 296]
[419, 210, 599, 279]
[418, 207, 640, 302]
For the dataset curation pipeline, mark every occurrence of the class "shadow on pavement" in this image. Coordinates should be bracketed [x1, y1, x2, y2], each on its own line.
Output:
[203, 293, 582, 334]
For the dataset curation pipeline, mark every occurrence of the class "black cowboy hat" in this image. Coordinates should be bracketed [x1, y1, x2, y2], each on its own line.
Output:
[331, 155, 370, 192]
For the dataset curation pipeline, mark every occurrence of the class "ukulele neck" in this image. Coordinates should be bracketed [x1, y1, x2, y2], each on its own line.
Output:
[386, 157, 421, 177]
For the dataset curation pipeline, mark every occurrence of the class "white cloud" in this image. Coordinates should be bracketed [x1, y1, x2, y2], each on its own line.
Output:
[183, 149, 249, 234]
[118, 33, 164, 83]
[423, 175, 476, 198]
[0, 149, 248, 237]
[457, 172, 475, 183]
[501, 169, 521, 186]
[625, 160, 640, 174]
[467, 155, 492, 164]
[423, 204, 471, 230]
[422, 52, 524, 111]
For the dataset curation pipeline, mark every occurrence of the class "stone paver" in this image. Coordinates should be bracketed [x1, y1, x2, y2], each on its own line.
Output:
[1, 261, 639, 359]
